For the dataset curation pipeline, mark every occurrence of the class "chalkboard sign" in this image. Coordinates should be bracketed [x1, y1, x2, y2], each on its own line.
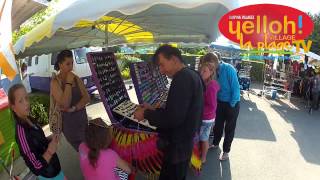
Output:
[87, 52, 155, 131]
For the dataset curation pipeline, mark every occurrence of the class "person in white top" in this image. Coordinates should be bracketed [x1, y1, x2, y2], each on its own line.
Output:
[21, 63, 32, 93]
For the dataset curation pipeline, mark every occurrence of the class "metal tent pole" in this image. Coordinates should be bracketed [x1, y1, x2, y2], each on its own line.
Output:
[104, 22, 109, 51]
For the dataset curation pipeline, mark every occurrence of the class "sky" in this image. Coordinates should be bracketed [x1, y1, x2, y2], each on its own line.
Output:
[54, 0, 320, 14]
[239, 0, 320, 14]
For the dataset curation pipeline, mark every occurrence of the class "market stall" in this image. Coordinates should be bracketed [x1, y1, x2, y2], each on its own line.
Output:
[86, 51, 202, 177]
[262, 50, 320, 102]
[13, 0, 239, 176]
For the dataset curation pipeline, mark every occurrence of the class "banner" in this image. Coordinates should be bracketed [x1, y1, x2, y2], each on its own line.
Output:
[0, 0, 17, 80]
[218, 4, 315, 59]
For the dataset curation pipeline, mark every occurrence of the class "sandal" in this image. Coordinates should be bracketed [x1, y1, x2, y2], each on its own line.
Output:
[219, 152, 229, 161]
[209, 144, 218, 149]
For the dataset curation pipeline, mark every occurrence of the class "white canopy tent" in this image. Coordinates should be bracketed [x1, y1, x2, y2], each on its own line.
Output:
[14, 0, 238, 58]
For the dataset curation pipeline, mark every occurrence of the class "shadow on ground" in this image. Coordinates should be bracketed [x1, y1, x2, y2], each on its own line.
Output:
[268, 97, 320, 165]
[187, 148, 231, 180]
[234, 94, 277, 142]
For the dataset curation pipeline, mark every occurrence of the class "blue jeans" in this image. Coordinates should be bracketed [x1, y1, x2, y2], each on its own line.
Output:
[199, 121, 214, 141]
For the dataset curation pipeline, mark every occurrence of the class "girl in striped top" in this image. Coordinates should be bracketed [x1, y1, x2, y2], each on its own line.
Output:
[9, 84, 66, 180]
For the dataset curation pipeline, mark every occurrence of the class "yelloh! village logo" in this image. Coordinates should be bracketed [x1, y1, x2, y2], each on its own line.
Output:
[219, 4, 314, 60]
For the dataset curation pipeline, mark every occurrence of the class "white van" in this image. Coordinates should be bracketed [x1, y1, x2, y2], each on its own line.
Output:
[24, 47, 99, 94]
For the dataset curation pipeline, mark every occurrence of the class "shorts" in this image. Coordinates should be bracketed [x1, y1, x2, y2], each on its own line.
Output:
[38, 171, 65, 180]
[199, 120, 215, 141]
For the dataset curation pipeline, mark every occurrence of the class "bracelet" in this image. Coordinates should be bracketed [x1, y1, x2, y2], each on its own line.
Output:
[66, 82, 73, 86]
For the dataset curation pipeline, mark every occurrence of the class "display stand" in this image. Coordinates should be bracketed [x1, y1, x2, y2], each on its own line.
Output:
[263, 59, 292, 100]
[130, 61, 202, 172]
[238, 63, 252, 91]
[87, 52, 163, 176]
[87, 52, 155, 130]
[194, 57, 200, 71]
[87, 53, 202, 175]
[129, 61, 169, 107]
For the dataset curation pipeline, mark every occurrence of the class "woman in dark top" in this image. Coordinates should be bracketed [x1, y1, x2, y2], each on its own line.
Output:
[9, 84, 65, 180]
[51, 50, 90, 151]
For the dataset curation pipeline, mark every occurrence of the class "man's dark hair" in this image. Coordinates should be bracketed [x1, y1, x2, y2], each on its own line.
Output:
[54, 50, 73, 71]
[153, 44, 184, 64]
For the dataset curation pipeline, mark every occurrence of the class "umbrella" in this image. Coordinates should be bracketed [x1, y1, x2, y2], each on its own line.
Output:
[14, 0, 237, 58]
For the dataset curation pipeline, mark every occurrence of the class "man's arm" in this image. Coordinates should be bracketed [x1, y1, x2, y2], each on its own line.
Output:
[228, 66, 240, 107]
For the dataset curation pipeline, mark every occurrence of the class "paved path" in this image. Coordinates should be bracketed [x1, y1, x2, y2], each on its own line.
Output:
[2, 86, 319, 180]
[58, 87, 320, 180]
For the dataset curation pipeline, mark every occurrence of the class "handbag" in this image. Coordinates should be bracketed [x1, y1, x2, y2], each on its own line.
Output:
[49, 73, 62, 134]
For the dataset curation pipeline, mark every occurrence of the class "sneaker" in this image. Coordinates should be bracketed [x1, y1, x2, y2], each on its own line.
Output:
[219, 152, 229, 161]
[201, 156, 207, 163]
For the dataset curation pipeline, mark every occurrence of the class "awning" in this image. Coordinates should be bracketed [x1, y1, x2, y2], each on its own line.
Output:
[14, 0, 238, 58]
[12, 0, 48, 30]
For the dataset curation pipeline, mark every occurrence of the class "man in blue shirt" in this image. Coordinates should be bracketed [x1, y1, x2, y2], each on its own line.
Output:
[202, 51, 240, 161]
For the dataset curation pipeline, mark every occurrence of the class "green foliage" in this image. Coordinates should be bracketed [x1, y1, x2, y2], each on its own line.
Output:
[121, 68, 131, 80]
[29, 94, 50, 127]
[197, 49, 207, 55]
[180, 47, 207, 56]
[118, 54, 141, 70]
[30, 101, 48, 127]
[243, 61, 264, 82]
[12, 1, 59, 44]
[116, 54, 142, 80]
[307, 12, 320, 55]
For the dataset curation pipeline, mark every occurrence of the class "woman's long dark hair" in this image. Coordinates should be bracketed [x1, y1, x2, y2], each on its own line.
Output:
[85, 118, 113, 168]
[54, 50, 73, 71]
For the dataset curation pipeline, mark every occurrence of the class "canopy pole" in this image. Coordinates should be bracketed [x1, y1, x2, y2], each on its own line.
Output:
[104, 22, 109, 51]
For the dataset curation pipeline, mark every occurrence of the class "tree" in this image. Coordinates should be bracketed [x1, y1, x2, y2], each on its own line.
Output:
[12, 0, 60, 44]
[307, 12, 320, 55]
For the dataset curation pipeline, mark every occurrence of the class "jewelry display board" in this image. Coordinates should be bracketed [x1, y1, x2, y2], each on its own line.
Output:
[129, 61, 169, 107]
[87, 52, 155, 131]
[87, 52, 202, 175]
